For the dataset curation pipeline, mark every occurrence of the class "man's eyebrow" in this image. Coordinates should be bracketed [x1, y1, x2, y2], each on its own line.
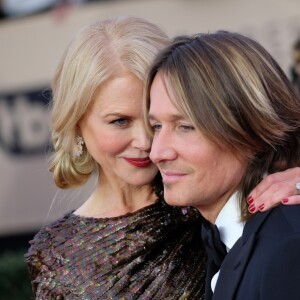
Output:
[148, 114, 157, 122]
[148, 113, 186, 122]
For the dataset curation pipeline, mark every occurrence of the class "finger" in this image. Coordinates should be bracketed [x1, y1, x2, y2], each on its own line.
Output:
[248, 197, 280, 214]
[281, 195, 300, 205]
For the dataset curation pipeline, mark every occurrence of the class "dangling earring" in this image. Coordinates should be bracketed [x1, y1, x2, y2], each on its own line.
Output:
[75, 135, 84, 157]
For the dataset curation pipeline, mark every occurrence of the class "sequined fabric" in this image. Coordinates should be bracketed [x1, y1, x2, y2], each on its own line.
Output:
[25, 200, 207, 299]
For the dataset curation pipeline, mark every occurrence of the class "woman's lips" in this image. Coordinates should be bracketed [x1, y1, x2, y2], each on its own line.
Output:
[124, 158, 152, 168]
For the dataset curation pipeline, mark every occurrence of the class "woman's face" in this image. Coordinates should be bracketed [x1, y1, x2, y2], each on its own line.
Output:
[79, 72, 158, 187]
[149, 73, 248, 219]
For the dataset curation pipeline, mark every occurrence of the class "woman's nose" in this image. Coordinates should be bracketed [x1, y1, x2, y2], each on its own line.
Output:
[132, 125, 152, 151]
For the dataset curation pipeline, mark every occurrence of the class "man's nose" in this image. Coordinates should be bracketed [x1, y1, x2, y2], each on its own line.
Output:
[150, 131, 177, 163]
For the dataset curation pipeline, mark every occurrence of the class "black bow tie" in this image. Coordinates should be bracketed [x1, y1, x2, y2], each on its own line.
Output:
[201, 219, 227, 269]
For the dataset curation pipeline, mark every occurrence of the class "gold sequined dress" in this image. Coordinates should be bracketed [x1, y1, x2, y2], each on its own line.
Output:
[25, 199, 207, 299]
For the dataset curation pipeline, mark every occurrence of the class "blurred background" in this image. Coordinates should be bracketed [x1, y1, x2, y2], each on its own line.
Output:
[0, 0, 300, 298]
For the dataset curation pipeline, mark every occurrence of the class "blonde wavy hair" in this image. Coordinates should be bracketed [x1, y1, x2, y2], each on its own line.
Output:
[50, 16, 169, 188]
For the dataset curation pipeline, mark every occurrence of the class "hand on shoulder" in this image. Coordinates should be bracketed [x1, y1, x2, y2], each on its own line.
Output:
[247, 167, 300, 213]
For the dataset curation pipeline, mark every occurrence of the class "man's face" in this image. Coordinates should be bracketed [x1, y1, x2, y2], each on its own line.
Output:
[148, 73, 247, 222]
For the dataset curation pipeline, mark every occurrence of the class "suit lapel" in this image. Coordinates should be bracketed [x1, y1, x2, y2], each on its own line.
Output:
[212, 210, 272, 300]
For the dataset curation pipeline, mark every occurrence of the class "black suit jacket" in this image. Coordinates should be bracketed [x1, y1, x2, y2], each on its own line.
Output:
[212, 205, 300, 300]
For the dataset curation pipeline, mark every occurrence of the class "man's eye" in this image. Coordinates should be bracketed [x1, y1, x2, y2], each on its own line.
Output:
[179, 124, 195, 131]
[151, 124, 162, 131]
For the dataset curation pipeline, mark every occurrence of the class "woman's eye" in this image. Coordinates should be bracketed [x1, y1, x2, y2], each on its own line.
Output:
[111, 118, 128, 126]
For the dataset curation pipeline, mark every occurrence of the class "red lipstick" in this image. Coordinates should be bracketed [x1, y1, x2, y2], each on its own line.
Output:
[124, 158, 152, 168]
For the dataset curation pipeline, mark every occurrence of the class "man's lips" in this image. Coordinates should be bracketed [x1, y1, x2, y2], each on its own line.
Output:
[160, 171, 187, 183]
[124, 158, 152, 168]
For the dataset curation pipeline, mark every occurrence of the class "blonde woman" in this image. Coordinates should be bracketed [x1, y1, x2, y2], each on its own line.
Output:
[25, 16, 207, 299]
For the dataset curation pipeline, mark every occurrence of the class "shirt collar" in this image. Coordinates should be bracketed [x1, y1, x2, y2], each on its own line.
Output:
[215, 193, 245, 251]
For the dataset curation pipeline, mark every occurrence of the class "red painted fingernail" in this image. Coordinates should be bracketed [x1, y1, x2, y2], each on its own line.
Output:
[247, 196, 254, 204]
[258, 204, 265, 211]
[248, 204, 255, 213]
[282, 198, 289, 203]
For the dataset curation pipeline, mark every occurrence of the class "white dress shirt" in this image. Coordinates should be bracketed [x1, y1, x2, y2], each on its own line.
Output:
[211, 193, 245, 292]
